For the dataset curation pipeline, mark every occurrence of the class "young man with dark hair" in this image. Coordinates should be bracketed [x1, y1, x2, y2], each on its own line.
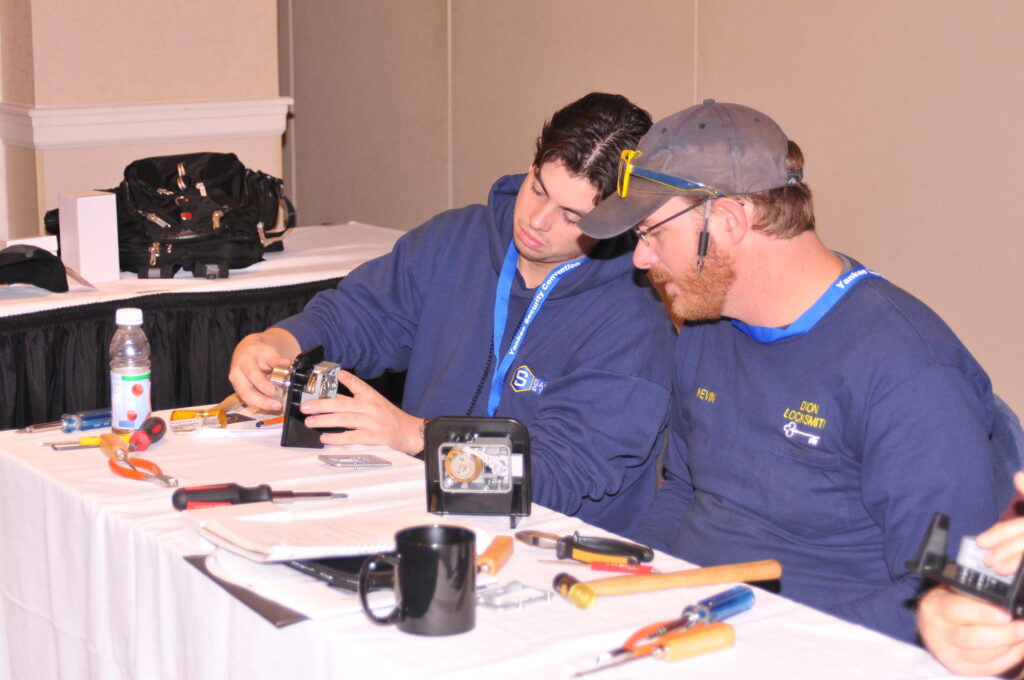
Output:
[230, 93, 674, 534]
[577, 100, 1000, 641]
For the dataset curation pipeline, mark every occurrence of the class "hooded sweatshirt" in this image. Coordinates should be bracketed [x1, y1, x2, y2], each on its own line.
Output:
[276, 174, 675, 534]
[636, 267, 999, 643]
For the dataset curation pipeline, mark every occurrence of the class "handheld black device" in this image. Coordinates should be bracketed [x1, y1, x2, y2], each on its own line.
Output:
[907, 512, 1024, 617]
[270, 345, 352, 448]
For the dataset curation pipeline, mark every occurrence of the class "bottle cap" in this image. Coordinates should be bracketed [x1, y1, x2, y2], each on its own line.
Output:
[115, 307, 144, 326]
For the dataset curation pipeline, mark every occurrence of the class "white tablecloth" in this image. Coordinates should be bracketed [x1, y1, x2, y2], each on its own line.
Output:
[0, 414, 972, 680]
[0, 222, 402, 318]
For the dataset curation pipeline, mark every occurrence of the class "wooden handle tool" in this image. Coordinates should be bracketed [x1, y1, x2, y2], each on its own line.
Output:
[216, 393, 243, 412]
[585, 559, 782, 597]
[477, 535, 515, 576]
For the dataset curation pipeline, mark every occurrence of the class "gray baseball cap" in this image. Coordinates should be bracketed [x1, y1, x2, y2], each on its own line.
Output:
[579, 100, 802, 239]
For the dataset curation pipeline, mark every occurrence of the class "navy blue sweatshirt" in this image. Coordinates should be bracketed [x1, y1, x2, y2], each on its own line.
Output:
[276, 174, 675, 534]
[636, 268, 999, 642]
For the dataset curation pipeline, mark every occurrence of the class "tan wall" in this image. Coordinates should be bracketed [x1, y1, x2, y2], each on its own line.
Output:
[450, 0, 694, 208]
[28, 0, 279, 106]
[0, 0, 284, 239]
[694, 0, 1024, 416]
[289, 0, 695, 228]
[287, 0, 1024, 415]
[1, 0, 34, 103]
[285, 0, 449, 228]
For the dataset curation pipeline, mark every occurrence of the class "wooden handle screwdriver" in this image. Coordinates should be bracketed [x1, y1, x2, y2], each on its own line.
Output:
[585, 559, 782, 597]
[476, 535, 514, 576]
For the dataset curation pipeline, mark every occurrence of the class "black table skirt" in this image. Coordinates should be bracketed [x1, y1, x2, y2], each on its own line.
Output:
[1, 277, 404, 430]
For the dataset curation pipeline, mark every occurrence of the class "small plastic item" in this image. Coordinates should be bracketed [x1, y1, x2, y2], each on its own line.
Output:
[476, 581, 553, 610]
[318, 454, 392, 469]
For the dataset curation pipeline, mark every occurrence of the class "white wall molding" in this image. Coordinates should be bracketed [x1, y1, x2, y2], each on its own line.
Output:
[0, 97, 293, 149]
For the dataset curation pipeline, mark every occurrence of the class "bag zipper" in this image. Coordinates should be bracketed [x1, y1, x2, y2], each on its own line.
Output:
[145, 212, 172, 228]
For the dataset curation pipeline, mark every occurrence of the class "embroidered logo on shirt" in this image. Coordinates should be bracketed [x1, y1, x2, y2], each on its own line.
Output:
[696, 387, 717, 403]
[781, 400, 826, 446]
[510, 365, 547, 395]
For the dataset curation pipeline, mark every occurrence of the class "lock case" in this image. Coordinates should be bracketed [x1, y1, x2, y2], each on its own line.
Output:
[424, 416, 531, 528]
[270, 344, 352, 448]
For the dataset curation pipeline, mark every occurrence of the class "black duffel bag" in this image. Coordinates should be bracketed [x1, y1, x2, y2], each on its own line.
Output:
[46, 152, 296, 279]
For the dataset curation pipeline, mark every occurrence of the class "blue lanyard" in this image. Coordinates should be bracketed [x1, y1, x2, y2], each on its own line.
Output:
[732, 266, 882, 343]
[488, 242, 586, 416]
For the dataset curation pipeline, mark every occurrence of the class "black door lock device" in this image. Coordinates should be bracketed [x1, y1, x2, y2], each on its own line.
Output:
[907, 512, 1024, 617]
[270, 345, 352, 448]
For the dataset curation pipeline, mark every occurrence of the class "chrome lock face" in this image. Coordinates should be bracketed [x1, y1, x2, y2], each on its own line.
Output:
[304, 362, 340, 399]
[274, 346, 350, 449]
[438, 435, 514, 493]
[270, 360, 340, 400]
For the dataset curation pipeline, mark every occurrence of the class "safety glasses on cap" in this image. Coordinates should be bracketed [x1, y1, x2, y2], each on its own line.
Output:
[617, 150, 725, 199]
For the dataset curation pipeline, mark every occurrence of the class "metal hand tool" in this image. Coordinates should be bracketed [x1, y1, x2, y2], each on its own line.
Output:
[99, 428, 178, 488]
[43, 433, 130, 450]
[515, 530, 653, 565]
[573, 622, 735, 676]
[573, 586, 751, 676]
[592, 585, 754, 669]
[18, 408, 112, 433]
[583, 559, 781, 598]
[171, 483, 347, 510]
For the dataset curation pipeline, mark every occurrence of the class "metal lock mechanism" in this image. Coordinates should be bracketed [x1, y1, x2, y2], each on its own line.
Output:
[424, 416, 531, 528]
[269, 345, 352, 448]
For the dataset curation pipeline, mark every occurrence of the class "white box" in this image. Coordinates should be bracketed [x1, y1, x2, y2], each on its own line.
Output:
[58, 191, 120, 283]
[0, 234, 58, 254]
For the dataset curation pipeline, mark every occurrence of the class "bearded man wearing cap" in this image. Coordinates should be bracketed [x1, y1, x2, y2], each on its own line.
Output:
[230, 93, 675, 535]
[578, 100, 1000, 643]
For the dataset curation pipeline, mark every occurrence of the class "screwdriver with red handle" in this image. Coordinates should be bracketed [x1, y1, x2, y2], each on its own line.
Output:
[128, 416, 167, 452]
[99, 416, 167, 461]
[171, 483, 348, 510]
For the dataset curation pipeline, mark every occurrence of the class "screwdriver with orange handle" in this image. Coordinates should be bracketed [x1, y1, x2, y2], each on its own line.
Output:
[476, 535, 514, 576]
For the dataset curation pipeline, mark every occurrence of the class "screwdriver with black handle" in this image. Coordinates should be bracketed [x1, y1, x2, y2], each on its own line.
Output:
[172, 483, 348, 510]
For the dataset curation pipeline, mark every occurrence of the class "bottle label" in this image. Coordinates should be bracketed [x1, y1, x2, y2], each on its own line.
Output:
[110, 370, 152, 430]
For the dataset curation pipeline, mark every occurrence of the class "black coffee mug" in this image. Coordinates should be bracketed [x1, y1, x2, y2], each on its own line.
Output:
[358, 524, 476, 636]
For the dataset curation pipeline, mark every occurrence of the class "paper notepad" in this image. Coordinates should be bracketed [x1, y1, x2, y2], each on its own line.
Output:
[198, 508, 469, 562]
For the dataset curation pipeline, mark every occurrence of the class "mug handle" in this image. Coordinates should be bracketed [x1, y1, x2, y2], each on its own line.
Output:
[358, 553, 401, 625]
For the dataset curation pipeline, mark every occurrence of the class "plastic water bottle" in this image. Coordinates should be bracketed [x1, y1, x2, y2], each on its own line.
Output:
[109, 307, 152, 433]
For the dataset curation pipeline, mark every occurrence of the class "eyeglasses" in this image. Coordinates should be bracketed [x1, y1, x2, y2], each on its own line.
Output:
[632, 197, 712, 246]
[634, 197, 717, 277]
[617, 150, 725, 200]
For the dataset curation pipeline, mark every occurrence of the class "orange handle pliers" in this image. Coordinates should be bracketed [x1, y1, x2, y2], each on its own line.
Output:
[574, 622, 735, 676]
[100, 433, 178, 487]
